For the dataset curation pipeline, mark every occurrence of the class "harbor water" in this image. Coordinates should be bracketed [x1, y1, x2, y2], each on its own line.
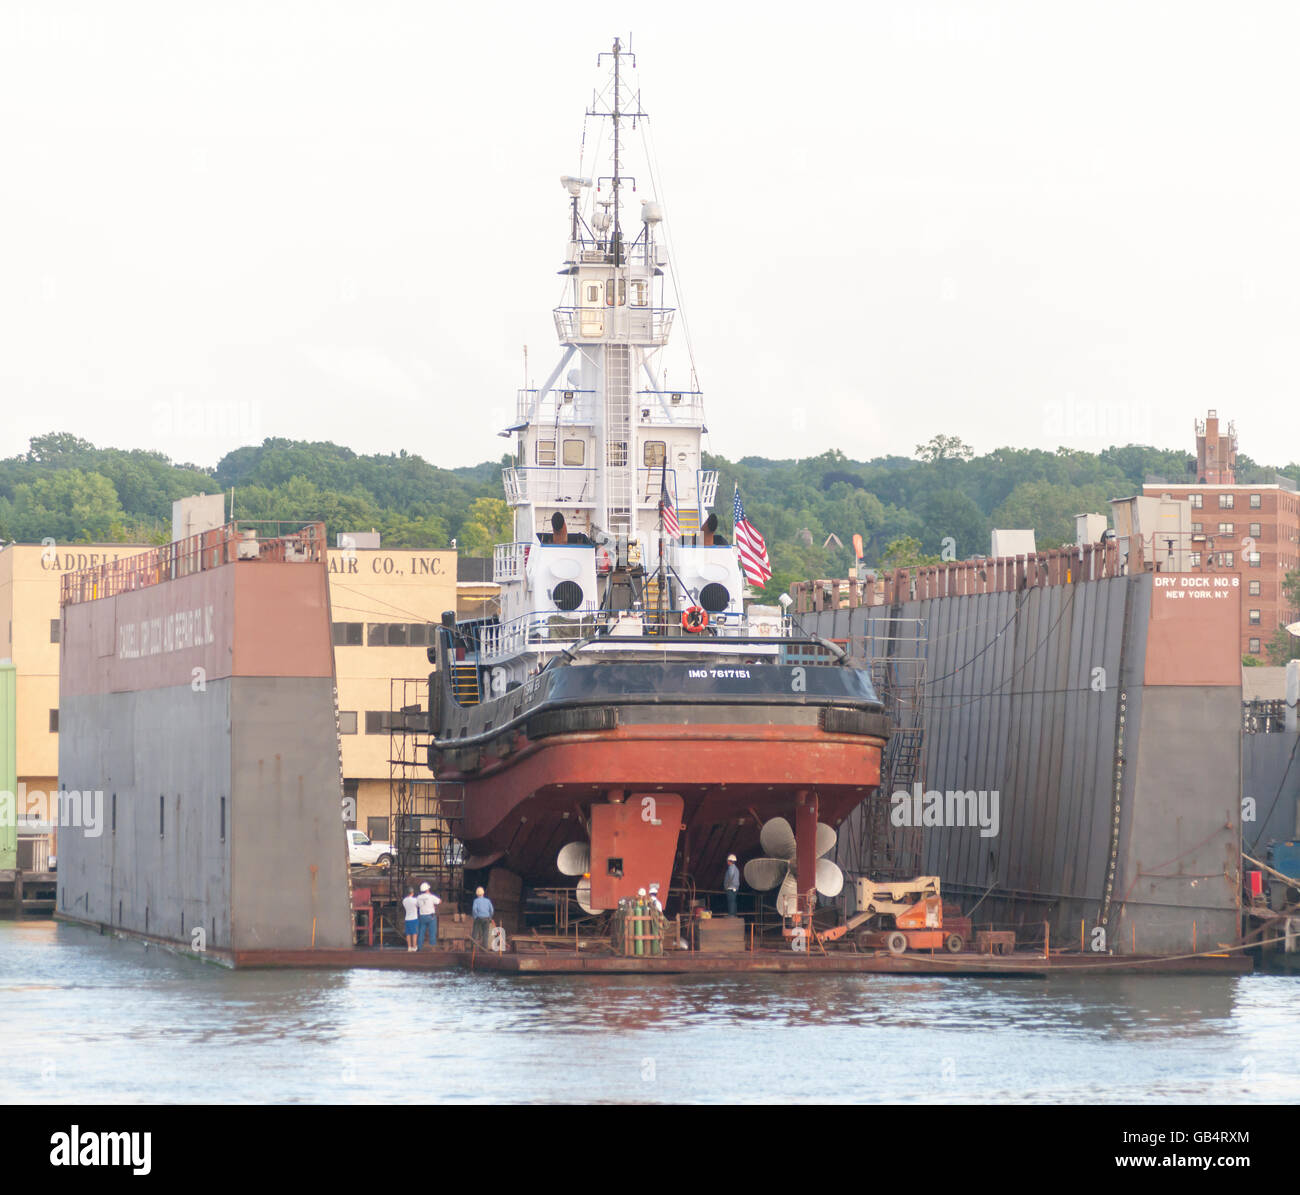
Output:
[3, 920, 1298, 1104]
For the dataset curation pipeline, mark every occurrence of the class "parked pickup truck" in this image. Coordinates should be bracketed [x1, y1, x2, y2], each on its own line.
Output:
[346, 829, 396, 869]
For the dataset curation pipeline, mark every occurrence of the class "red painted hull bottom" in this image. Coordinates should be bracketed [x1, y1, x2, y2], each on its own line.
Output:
[440, 723, 885, 900]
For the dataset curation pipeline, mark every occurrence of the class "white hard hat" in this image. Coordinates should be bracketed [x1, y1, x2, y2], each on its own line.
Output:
[649, 883, 660, 893]
[726, 854, 737, 862]
[419, 882, 430, 892]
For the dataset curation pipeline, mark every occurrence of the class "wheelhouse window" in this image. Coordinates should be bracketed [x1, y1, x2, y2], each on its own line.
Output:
[536, 439, 557, 466]
[562, 439, 585, 466]
[629, 278, 648, 307]
[605, 278, 626, 307]
[643, 440, 666, 468]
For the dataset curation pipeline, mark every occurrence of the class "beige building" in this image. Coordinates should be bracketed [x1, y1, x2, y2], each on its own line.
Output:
[0, 538, 465, 865]
[326, 544, 458, 842]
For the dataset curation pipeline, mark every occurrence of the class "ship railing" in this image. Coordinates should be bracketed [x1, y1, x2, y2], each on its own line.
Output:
[502, 467, 598, 509]
[515, 387, 705, 428]
[634, 390, 706, 425]
[564, 235, 666, 270]
[59, 520, 327, 607]
[516, 387, 599, 424]
[492, 542, 532, 584]
[476, 606, 795, 664]
[553, 307, 675, 344]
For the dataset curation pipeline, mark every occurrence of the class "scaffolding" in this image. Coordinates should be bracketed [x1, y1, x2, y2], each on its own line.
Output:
[837, 615, 928, 883]
[388, 678, 465, 921]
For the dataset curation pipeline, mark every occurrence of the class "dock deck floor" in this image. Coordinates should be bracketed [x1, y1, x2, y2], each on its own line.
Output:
[232, 945, 1253, 977]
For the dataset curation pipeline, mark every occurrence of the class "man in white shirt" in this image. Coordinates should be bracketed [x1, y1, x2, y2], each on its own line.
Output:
[416, 881, 442, 951]
[401, 888, 419, 952]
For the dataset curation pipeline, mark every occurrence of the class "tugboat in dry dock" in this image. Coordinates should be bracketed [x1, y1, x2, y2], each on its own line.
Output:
[427, 40, 889, 919]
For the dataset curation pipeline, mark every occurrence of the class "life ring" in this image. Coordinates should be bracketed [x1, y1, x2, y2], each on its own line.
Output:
[681, 606, 708, 633]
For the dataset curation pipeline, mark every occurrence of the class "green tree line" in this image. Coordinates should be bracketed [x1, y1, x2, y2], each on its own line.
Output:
[5, 430, 1299, 660]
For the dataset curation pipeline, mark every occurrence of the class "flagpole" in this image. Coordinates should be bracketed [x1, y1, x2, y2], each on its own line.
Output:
[658, 458, 667, 627]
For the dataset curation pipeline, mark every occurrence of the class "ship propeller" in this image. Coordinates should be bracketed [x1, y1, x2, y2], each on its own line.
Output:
[743, 817, 843, 915]
[557, 841, 603, 914]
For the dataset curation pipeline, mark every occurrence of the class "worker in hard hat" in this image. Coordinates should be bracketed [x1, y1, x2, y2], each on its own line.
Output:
[471, 885, 494, 950]
[648, 882, 663, 914]
[723, 854, 740, 917]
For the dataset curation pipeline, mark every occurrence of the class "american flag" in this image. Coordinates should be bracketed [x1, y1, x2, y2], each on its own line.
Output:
[733, 484, 771, 587]
[659, 466, 680, 539]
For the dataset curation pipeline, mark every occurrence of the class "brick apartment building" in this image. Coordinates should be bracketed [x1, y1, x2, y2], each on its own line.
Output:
[1143, 410, 1300, 660]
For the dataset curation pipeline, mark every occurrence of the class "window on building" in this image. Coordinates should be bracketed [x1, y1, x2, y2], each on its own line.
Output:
[387, 623, 408, 646]
[1249, 580, 1261, 595]
[50, 618, 60, 643]
[1220, 493, 1235, 509]
[1191, 522, 1202, 534]
[536, 439, 556, 466]
[332, 622, 363, 646]
[562, 439, 585, 466]
[1221, 552, 1235, 566]
[643, 440, 666, 468]
[367, 817, 390, 842]
[1190, 493, 1203, 508]
[1249, 638, 1261, 654]
[1249, 609, 1261, 625]
[367, 623, 387, 646]
[1219, 523, 1234, 536]
[1189, 552, 1201, 567]
[1249, 551, 1261, 567]
[1250, 493, 1262, 508]
[1250, 523, 1262, 538]
[49, 709, 58, 733]
[339, 711, 358, 735]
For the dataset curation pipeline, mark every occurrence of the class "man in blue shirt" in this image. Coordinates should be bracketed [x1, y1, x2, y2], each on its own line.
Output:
[471, 886, 494, 949]
[724, 854, 740, 917]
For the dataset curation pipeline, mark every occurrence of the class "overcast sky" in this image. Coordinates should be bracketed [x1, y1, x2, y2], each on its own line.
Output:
[2, 2, 1298, 472]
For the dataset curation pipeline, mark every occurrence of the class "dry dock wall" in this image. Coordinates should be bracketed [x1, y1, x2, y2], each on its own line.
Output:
[56, 550, 352, 955]
[811, 570, 1242, 954]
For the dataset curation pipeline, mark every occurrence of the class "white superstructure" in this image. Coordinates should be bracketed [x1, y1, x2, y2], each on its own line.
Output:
[485, 39, 757, 679]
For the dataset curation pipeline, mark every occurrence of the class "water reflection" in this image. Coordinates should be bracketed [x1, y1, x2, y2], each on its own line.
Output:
[1, 922, 1297, 1104]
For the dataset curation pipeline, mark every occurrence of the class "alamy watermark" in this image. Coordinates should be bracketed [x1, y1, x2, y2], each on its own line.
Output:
[0, 784, 104, 837]
[891, 784, 1000, 838]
